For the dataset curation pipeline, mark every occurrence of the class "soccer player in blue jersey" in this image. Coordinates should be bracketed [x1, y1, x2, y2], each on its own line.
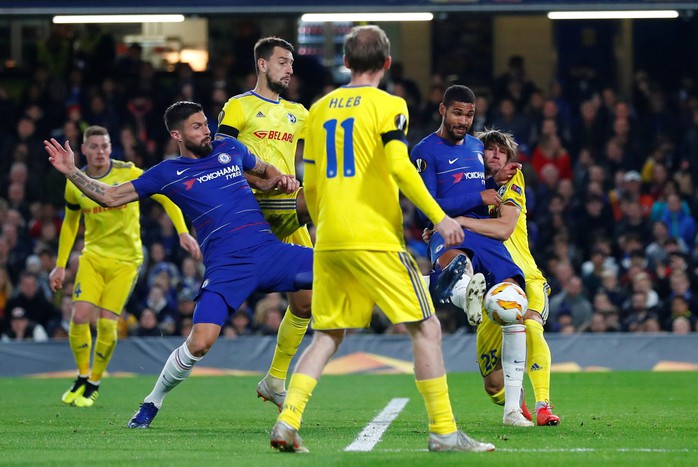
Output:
[44, 101, 314, 429]
[411, 85, 532, 427]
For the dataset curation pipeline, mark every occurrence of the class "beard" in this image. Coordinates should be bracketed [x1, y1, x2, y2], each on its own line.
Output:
[267, 75, 288, 95]
[184, 139, 213, 158]
[444, 123, 468, 143]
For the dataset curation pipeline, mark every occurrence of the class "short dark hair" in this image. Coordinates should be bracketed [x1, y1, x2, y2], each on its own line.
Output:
[164, 101, 203, 132]
[343, 25, 390, 73]
[442, 85, 476, 108]
[254, 37, 294, 74]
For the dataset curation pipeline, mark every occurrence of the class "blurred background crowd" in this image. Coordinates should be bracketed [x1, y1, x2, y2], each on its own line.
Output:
[1, 22, 697, 341]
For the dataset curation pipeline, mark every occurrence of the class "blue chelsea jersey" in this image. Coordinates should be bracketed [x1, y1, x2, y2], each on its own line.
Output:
[410, 132, 488, 220]
[132, 139, 274, 259]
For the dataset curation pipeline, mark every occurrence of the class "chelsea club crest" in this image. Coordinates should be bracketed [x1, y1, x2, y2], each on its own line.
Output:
[218, 153, 231, 164]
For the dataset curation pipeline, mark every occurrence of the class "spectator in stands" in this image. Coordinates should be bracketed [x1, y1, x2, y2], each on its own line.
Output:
[229, 309, 254, 337]
[658, 193, 696, 248]
[1, 306, 49, 341]
[493, 55, 536, 112]
[671, 316, 692, 334]
[664, 295, 696, 332]
[531, 132, 573, 182]
[140, 284, 177, 335]
[549, 275, 593, 330]
[568, 99, 605, 160]
[622, 290, 658, 332]
[133, 308, 162, 337]
[5, 271, 59, 330]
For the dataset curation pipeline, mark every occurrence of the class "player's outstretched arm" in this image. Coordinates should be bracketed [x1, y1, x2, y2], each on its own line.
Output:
[456, 203, 520, 241]
[44, 138, 140, 207]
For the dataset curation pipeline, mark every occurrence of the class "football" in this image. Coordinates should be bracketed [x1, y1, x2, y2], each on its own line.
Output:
[483, 282, 528, 326]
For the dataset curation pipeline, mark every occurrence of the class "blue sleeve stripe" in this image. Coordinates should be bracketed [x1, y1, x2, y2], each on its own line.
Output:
[303, 159, 315, 164]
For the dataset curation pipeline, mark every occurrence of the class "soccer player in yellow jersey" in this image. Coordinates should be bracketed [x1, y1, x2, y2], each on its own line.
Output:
[216, 37, 313, 409]
[456, 129, 560, 426]
[269, 25, 495, 454]
[50, 125, 201, 408]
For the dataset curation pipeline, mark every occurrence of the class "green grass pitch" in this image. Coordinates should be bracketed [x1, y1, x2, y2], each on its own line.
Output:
[1, 372, 696, 466]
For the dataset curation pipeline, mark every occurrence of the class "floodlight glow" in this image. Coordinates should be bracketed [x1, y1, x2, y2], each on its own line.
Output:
[300, 13, 433, 23]
[53, 15, 185, 24]
[547, 10, 679, 20]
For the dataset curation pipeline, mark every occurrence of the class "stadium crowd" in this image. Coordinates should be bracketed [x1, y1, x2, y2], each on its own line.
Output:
[1, 24, 697, 341]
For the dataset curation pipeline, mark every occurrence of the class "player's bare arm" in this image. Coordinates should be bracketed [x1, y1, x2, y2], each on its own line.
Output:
[245, 156, 299, 193]
[457, 202, 520, 241]
[44, 138, 139, 207]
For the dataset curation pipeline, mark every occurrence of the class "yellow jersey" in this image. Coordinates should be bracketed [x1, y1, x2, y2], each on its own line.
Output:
[498, 170, 545, 282]
[217, 91, 307, 176]
[303, 85, 445, 251]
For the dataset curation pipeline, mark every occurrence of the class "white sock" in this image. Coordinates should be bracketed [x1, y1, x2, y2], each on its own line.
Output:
[144, 342, 202, 408]
[501, 324, 526, 413]
[449, 274, 472, 310]
[422, 275, 430, 288]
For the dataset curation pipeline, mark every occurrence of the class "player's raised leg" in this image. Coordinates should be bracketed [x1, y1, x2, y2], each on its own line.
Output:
[433, 251, 485, 326]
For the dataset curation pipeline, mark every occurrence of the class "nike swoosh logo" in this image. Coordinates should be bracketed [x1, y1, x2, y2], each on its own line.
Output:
[176, 169, 189, 175]
[514, 360, 525, 363]
[448, 158, 458, 164]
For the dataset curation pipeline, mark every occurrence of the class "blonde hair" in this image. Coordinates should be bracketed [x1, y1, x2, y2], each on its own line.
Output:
[475, 128, 518, 162]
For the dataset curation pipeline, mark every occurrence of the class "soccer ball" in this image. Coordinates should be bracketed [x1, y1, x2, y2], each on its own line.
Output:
[483, 282, 528, 326]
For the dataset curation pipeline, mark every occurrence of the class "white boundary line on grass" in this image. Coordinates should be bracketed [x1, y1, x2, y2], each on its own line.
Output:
[381, 448, 695, 453]
[345, 398, 410, 452]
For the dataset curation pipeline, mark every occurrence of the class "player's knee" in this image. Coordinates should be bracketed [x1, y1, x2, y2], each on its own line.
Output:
[185, 335, 215, 357]
[422, 315, 443, 340]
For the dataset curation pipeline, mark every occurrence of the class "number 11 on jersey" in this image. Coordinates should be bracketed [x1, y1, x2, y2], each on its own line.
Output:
[323, 118, 355, 178]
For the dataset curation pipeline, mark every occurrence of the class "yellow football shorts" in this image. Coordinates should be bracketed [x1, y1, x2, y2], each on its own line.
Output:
[255, 188, 306, 241]
[311, 250, 434, 330]
[73, 253, 141, 315]
[476, 278, 550, 376]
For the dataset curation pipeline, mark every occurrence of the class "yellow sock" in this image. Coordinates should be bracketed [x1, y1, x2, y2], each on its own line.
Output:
[90, 318, 118, 383]
[415, 375, 457, 435]
[268, 309, 310, 381]
[525, 319, 551, 403]
[278, 373, 317, 430]
[489, 387, 505, 406]
[69, 322, 92, 376]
